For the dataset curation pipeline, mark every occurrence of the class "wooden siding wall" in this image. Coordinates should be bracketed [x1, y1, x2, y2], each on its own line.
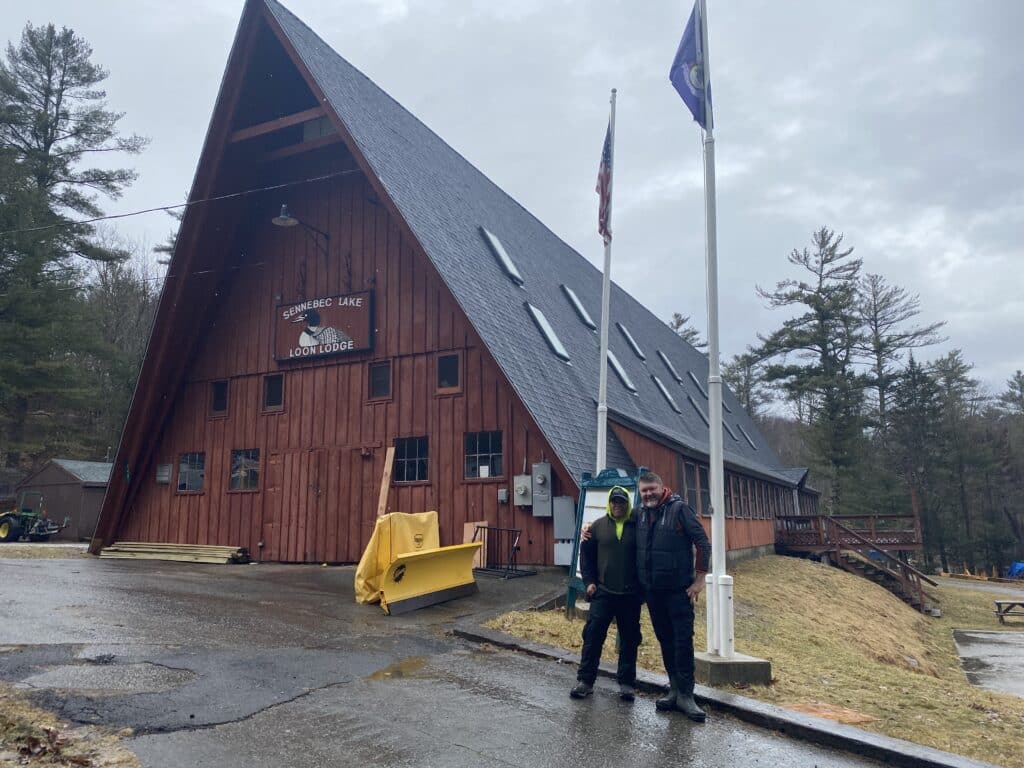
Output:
[610, 424, 778, 552]
[118, 169, 568, 564]
[17, 465, 100, 542]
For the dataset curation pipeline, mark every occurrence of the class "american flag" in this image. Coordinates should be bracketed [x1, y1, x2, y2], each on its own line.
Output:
[596, 123, 613, 244]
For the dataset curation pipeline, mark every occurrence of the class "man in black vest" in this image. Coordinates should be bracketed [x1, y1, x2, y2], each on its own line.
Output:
[636, 470, 712, 721]
[570, 485, 643, 701]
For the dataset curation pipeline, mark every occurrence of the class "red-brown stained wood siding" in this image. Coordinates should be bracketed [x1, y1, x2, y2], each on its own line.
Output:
[118, 170, 567, 564]
[610, 423, 778, 552]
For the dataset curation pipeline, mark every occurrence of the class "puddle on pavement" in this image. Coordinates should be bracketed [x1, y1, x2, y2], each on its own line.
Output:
[367, 656, 429, 681]
[18, 661, 196, 694]
[954, 630, 1024, 698]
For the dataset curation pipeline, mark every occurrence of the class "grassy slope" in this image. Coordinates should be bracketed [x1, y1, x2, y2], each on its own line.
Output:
[487, 555, 1024, 768]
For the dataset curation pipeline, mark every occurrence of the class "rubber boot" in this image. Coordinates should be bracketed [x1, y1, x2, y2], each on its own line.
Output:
[655, 679, 678, 711]
[675, 680, 706, 722]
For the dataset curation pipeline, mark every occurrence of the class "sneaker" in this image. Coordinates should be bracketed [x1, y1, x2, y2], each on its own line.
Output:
[570, 681, 593, 699]
[618, 683, 636, 701]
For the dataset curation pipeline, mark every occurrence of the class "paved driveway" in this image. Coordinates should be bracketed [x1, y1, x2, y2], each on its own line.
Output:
[0, 556, 882, 767]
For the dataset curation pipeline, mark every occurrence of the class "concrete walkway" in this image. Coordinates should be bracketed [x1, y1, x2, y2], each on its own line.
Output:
[955, 630, 1024, 698]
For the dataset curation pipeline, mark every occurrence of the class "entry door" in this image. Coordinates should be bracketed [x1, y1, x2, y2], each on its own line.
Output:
[261, 451, 284, 561]
[262, 448, 352, 562]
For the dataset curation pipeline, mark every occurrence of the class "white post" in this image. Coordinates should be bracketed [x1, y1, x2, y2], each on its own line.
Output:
[595, 89, 617, 473]
[705, 572, 717, 653]
[718, 574, 735, 657]
[697, 0, 733, 658]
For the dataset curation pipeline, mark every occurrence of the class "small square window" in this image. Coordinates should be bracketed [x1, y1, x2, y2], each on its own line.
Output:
[369, 361, 391, 400]
[211, 381, 228, 416]
[264, 374, 284, 411]
[177, 452, 205, 493]
[394, 436, 429, 483]
[437, 352, 461, 393]
[464, 431, 502, 479]
[229, 449, 260, 491]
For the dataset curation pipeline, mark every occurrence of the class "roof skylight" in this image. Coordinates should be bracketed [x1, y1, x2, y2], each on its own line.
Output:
[480, 227, 524, 286]
[525, 303, 570, 362]
[657, 350, 684, 383]
[737, 423, 758, 450]
[688, 370, 709, 399]
[687, 394, 710, 426]
[616, 323, 646, 360]
[652, 375, 682, 413]
[722, 420, 738, 441]
[607, 350, 637, 393]
[561, 285, 596, 330]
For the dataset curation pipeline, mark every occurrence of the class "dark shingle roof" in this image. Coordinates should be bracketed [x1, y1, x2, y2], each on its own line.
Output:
[52, 459, 113, 485]
[266, 0, 796, 486]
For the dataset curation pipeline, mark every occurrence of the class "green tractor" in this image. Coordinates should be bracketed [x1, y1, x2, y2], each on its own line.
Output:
[0, 491, 67, 543]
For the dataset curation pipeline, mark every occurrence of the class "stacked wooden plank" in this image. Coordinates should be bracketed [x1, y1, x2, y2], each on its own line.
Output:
[99, 542, 251, 564]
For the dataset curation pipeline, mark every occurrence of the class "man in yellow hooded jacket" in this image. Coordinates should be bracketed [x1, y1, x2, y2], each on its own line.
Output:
[571, 485, 643, 701]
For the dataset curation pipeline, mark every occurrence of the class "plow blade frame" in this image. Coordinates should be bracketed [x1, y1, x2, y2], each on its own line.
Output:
[379, 542, 483, 615]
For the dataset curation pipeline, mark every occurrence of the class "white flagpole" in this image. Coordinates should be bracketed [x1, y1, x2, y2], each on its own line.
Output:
[595, 88, 617, 473]
[698, 0, 733, 658]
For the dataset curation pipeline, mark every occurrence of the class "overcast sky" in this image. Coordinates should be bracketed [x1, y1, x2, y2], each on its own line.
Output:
[2, 0, 1022, 396]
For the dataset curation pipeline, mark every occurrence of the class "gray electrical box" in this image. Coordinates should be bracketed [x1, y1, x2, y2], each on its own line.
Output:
[513, 474, 532, 506]
[552, 496, 576, 539]
[531, 461, 552, 517]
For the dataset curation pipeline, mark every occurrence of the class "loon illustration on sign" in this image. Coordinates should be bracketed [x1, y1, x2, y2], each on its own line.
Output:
[275, 290, 373, 360]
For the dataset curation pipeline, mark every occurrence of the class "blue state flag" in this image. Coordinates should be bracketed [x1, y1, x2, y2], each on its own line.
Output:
[669, 0, 712, 130]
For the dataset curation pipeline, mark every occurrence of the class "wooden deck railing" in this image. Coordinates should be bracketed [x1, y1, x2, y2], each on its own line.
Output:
[775, 514, 922, 551]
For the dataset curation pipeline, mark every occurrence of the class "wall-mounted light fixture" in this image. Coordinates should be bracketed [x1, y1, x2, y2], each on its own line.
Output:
[271, 204, 330, 255]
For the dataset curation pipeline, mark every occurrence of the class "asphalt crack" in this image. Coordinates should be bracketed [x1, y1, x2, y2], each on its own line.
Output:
[128, 678, 354, 736]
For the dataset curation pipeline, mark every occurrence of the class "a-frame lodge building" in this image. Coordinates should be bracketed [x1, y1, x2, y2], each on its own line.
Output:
[92, 0, 818, 565]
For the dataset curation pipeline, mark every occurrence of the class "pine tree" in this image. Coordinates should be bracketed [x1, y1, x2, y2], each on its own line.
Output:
[0, 23, 146, 467]
[755, 227, 867, 512]
[668, 312, 707, 350]
[0, 22, 147, 262]
[857, 273, 945, 431]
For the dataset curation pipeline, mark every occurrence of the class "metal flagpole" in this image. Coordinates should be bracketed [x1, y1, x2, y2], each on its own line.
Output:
[698, 0, 734, 658]
[595, 88, 616, 473]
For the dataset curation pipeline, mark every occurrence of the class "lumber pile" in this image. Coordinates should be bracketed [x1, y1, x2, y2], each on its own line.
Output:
[99, 542, 251, 564]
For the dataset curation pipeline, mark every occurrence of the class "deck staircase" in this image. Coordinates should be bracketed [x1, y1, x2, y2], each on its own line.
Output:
[776, 514, 939, 613]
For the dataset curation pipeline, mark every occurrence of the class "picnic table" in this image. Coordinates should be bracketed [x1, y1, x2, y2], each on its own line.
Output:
[994, 600, 1024, 624]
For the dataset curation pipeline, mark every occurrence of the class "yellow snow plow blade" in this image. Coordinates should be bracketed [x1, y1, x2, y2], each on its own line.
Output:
[379, 542, 483, 615]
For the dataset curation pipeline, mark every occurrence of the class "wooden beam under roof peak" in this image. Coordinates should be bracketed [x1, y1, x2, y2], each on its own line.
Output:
[228, 105, 326, 143]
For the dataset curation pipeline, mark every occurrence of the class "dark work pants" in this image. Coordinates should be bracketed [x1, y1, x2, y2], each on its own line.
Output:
[646, 589, 696, 692]
[577, 591, 643, 686]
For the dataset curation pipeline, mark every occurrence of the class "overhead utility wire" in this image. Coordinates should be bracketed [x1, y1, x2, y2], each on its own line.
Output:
[0, 168, 360, 238]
